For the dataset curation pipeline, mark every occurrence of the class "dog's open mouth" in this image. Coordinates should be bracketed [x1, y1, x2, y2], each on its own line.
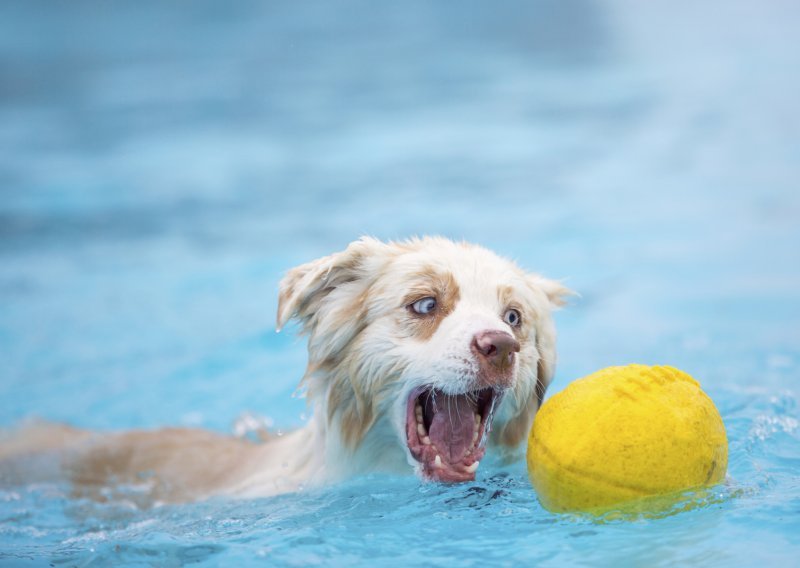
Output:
[405, 386, 501, 482]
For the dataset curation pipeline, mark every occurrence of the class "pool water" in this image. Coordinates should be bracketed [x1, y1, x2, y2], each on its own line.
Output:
[1, 0, 799, 565]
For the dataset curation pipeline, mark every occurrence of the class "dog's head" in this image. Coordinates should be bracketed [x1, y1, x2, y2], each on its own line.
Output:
[277, 237, 570, 483]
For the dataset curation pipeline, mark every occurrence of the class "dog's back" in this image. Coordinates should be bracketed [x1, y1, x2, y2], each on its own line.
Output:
[1, 422, 271, 503]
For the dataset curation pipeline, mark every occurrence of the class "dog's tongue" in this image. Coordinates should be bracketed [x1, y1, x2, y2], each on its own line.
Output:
[425, 394, 476, 463]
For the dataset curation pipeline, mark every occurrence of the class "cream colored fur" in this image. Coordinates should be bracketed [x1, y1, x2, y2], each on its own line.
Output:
[0, 237, 569, 503]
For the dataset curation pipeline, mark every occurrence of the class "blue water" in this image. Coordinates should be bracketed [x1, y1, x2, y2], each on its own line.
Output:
[1, 0, 799, 565]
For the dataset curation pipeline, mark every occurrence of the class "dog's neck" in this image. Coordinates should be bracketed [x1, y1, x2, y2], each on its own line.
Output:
[224, 406, 408, 498]
[320, 411, 411, 480]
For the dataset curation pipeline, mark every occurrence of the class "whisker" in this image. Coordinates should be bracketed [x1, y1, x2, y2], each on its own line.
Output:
[447, 394, 455, 431]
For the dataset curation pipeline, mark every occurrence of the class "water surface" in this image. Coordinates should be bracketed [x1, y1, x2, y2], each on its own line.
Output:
[1, 1, 798, 565]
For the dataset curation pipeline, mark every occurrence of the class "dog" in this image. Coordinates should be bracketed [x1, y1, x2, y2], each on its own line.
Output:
[0, 237, 570, 504]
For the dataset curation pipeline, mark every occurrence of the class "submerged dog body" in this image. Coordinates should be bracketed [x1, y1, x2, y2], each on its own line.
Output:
[0, 237, 569, 502]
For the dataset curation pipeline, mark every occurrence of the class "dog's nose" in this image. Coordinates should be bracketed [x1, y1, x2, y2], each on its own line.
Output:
[472, 330, 520, 373]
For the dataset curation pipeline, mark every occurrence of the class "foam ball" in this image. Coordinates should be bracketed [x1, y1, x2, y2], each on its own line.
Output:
[527, 364, 727, 513]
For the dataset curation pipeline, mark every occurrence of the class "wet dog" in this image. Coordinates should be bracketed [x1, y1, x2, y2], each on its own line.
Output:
[0, 237, 570, 503]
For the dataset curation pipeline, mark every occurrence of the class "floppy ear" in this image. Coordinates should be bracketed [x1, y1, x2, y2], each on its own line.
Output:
[527, 275, 575, 309]
[495, 275, 574, 453]
[533, 307, 559, 408]
[527, 275, 574, 404]
[277, 237, 395, 450]
[276, 236, 391, 333]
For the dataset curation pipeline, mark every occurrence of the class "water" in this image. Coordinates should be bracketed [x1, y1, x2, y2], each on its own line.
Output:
[1, 0, 799, 565]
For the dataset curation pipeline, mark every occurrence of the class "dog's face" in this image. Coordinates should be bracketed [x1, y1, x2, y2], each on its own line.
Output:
[278, 237, 569, 483]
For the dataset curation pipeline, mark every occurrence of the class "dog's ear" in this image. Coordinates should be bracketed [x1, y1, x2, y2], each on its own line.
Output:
[527, 275, 574, 394]
[527, 275, 574, 309]
[278, 237, 395, 450]
[276, 237, 391, 333]
[495, 275, 573, 453]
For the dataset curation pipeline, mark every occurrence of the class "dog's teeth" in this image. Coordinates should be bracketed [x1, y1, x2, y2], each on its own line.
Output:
[417, 423, 427, 437]
[474, 414, 481, 427]
[465, 461, 480, 473]
[472, 430, 479, 443]
[434, 455, 442, 469]
[415, 404, 423, 422]
[422, 436, 431, 445]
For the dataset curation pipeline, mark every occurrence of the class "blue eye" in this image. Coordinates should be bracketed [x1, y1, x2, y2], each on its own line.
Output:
[411, 297, 437, 315]
[503, 308, 521, 327]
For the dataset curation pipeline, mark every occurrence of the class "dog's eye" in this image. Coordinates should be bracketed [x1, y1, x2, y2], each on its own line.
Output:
[410, 297, 437, 315]
[503, 308, 522, 327]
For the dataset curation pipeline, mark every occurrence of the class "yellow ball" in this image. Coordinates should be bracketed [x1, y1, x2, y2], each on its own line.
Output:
[527, 364, 728, 513]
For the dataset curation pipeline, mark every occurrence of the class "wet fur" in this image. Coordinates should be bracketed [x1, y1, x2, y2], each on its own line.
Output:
[0, 237, 570, 503]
